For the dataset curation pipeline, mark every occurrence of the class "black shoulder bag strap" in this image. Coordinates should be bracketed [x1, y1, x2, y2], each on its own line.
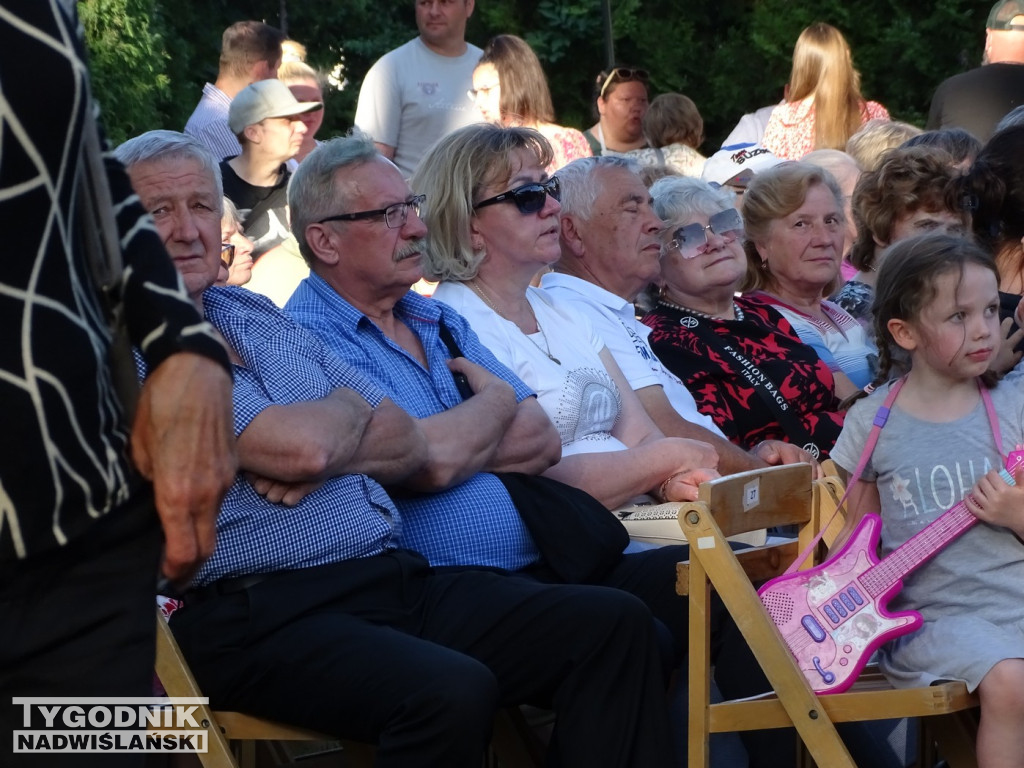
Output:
[437, 318, 474, 400]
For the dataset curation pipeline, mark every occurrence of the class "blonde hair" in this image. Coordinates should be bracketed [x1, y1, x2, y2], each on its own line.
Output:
[787, 23, 868, 152]
[411, 123, 554, 282]
[845, 118, 922, 171]
[740, 161, 844, 295]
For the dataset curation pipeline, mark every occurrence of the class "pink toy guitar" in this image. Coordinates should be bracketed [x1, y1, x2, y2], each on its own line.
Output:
[758, 448, 1024, 694]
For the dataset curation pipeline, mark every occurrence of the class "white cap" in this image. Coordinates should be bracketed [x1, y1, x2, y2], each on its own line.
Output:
[701, 143, 783, 188]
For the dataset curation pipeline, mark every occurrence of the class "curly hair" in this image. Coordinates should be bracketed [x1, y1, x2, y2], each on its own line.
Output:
[848, 146, 965, 272]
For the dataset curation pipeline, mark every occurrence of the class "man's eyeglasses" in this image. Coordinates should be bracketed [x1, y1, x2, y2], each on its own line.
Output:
[220, 242, 235, 268]
[665, 208, 744, 259]
[598, 67, 650, 100]
[317, 194, 426, 230]
[474, 177, 561, 215]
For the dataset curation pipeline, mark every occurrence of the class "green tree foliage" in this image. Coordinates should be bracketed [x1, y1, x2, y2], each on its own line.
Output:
[78, 0, 170, 145]
[83, 0, 993, 151]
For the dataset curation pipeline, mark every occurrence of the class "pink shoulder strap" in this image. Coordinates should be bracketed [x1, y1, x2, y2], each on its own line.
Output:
[783, 377, 999, 575]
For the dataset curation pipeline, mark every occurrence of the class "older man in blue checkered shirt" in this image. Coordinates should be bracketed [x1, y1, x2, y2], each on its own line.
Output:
[284, 132, 708, 662]
[118, 129, 676, 768]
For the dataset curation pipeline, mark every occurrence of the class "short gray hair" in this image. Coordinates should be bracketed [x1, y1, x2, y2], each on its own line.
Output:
[287, 132, 380, 265]
[115, 130, 223, 203]
[222, 196, 242, 227]
[555, 155, 641, 221]
[650, 175, 736, 223]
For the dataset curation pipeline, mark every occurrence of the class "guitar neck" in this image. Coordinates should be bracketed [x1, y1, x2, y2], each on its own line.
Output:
[860, 467, 1015, 598]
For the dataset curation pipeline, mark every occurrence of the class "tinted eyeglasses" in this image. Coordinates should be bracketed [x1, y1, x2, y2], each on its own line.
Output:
[598, 67, 650, 100]
[220, 242, 235, 268]
[474, 177, 561, 215]
[665, 208, 744, 259]
[318, 194, 426, 230]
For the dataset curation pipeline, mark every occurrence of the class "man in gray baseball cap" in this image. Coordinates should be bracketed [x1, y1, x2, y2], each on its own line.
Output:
[222, 80, 322, 260]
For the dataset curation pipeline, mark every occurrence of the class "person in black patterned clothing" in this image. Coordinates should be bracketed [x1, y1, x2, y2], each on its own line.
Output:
[0, 3, 235, 765]
[643, 175, 845, 459]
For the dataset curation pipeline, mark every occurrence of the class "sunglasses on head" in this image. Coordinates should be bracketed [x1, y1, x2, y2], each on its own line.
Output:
[474, 177, 561, 215]
[598, 67, 650, 99]
[665, 208, 744, 258]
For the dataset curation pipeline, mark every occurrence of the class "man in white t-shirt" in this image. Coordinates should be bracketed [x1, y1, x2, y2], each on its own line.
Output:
[544, 155, 815, 474]
[354, 0, 482, 178]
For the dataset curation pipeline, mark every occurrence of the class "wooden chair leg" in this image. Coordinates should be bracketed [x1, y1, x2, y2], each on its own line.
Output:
[927, 710, 979, 768]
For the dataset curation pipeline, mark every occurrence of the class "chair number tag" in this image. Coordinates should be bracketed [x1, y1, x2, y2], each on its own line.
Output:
[743, 479, 760, 511]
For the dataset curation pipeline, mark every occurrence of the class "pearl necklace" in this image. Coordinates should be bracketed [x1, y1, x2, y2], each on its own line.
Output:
[657, 298, 745, 322]
[468, 281, 562, 365]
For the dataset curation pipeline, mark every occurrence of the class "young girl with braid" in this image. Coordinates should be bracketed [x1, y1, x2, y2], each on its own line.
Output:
[830, 233, 1024, 768]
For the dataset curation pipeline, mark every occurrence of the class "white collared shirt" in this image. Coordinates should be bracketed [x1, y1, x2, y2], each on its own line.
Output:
[540, 272, 725, 438]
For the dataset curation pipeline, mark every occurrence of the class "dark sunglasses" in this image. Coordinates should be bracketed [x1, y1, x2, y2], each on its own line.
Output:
[474, 177, 561, 214]
[220, 242, 235, 268]
[598, 67, 650, 99]
[665, 208, 744, 259]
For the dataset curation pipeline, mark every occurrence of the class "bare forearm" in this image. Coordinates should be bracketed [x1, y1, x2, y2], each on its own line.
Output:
[412, 385, 517, 490]
[348, 400, 428, 483]
[484, 397, 561, 474]
[542, 438, 717, 509]
[237, 389, 373, 481]
[654, 409, 765, 475]
[635, 385, 766, 474]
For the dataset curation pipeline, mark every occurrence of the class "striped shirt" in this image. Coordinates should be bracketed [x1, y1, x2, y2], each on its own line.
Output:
[184, 82, 242, 161]
[747, 292, 876, 389]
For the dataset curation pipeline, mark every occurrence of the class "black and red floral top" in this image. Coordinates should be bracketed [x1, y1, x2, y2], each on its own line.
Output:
[642, 295, 844, 458]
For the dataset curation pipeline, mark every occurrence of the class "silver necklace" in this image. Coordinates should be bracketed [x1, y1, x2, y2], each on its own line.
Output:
[657, 298, 745, 322]
[468, 281, 562, 365]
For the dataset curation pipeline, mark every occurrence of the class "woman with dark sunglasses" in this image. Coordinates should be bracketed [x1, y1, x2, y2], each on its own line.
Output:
[414, 123, 721, 510]
[582, 65, 650, 157]
[643, 176, 845, 459]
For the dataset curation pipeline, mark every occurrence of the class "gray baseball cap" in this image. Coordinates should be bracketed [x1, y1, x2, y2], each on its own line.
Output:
[228, 79, 322, 134]
[988, 0, 1024, 30]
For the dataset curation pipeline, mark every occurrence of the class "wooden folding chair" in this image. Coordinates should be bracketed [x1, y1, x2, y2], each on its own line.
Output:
[675, 464, 979, 768]
[154, 609, 544, 768]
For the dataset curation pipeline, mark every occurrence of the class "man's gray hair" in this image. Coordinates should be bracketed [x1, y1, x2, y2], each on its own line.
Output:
[555, 155, 641, 220]
[114, 130, 223, 203]
[649, 175, 736, 223]
[287, 131, 380, 265]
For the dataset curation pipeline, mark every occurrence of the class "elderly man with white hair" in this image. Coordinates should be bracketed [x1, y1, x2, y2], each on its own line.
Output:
[541, 155, 816, 474]
[115, 129, 675, 768]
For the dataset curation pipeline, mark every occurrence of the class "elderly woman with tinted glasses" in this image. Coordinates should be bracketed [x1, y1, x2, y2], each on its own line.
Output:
[414, 123, 720, 509]
[643, 176, 845, 459]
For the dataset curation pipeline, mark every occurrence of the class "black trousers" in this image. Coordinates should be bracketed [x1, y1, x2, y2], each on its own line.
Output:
[0, 491, 162, 767]
[170, 550, 675, 768]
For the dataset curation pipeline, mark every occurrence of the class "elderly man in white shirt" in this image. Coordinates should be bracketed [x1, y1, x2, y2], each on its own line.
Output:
[542, 155, 815, 475]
